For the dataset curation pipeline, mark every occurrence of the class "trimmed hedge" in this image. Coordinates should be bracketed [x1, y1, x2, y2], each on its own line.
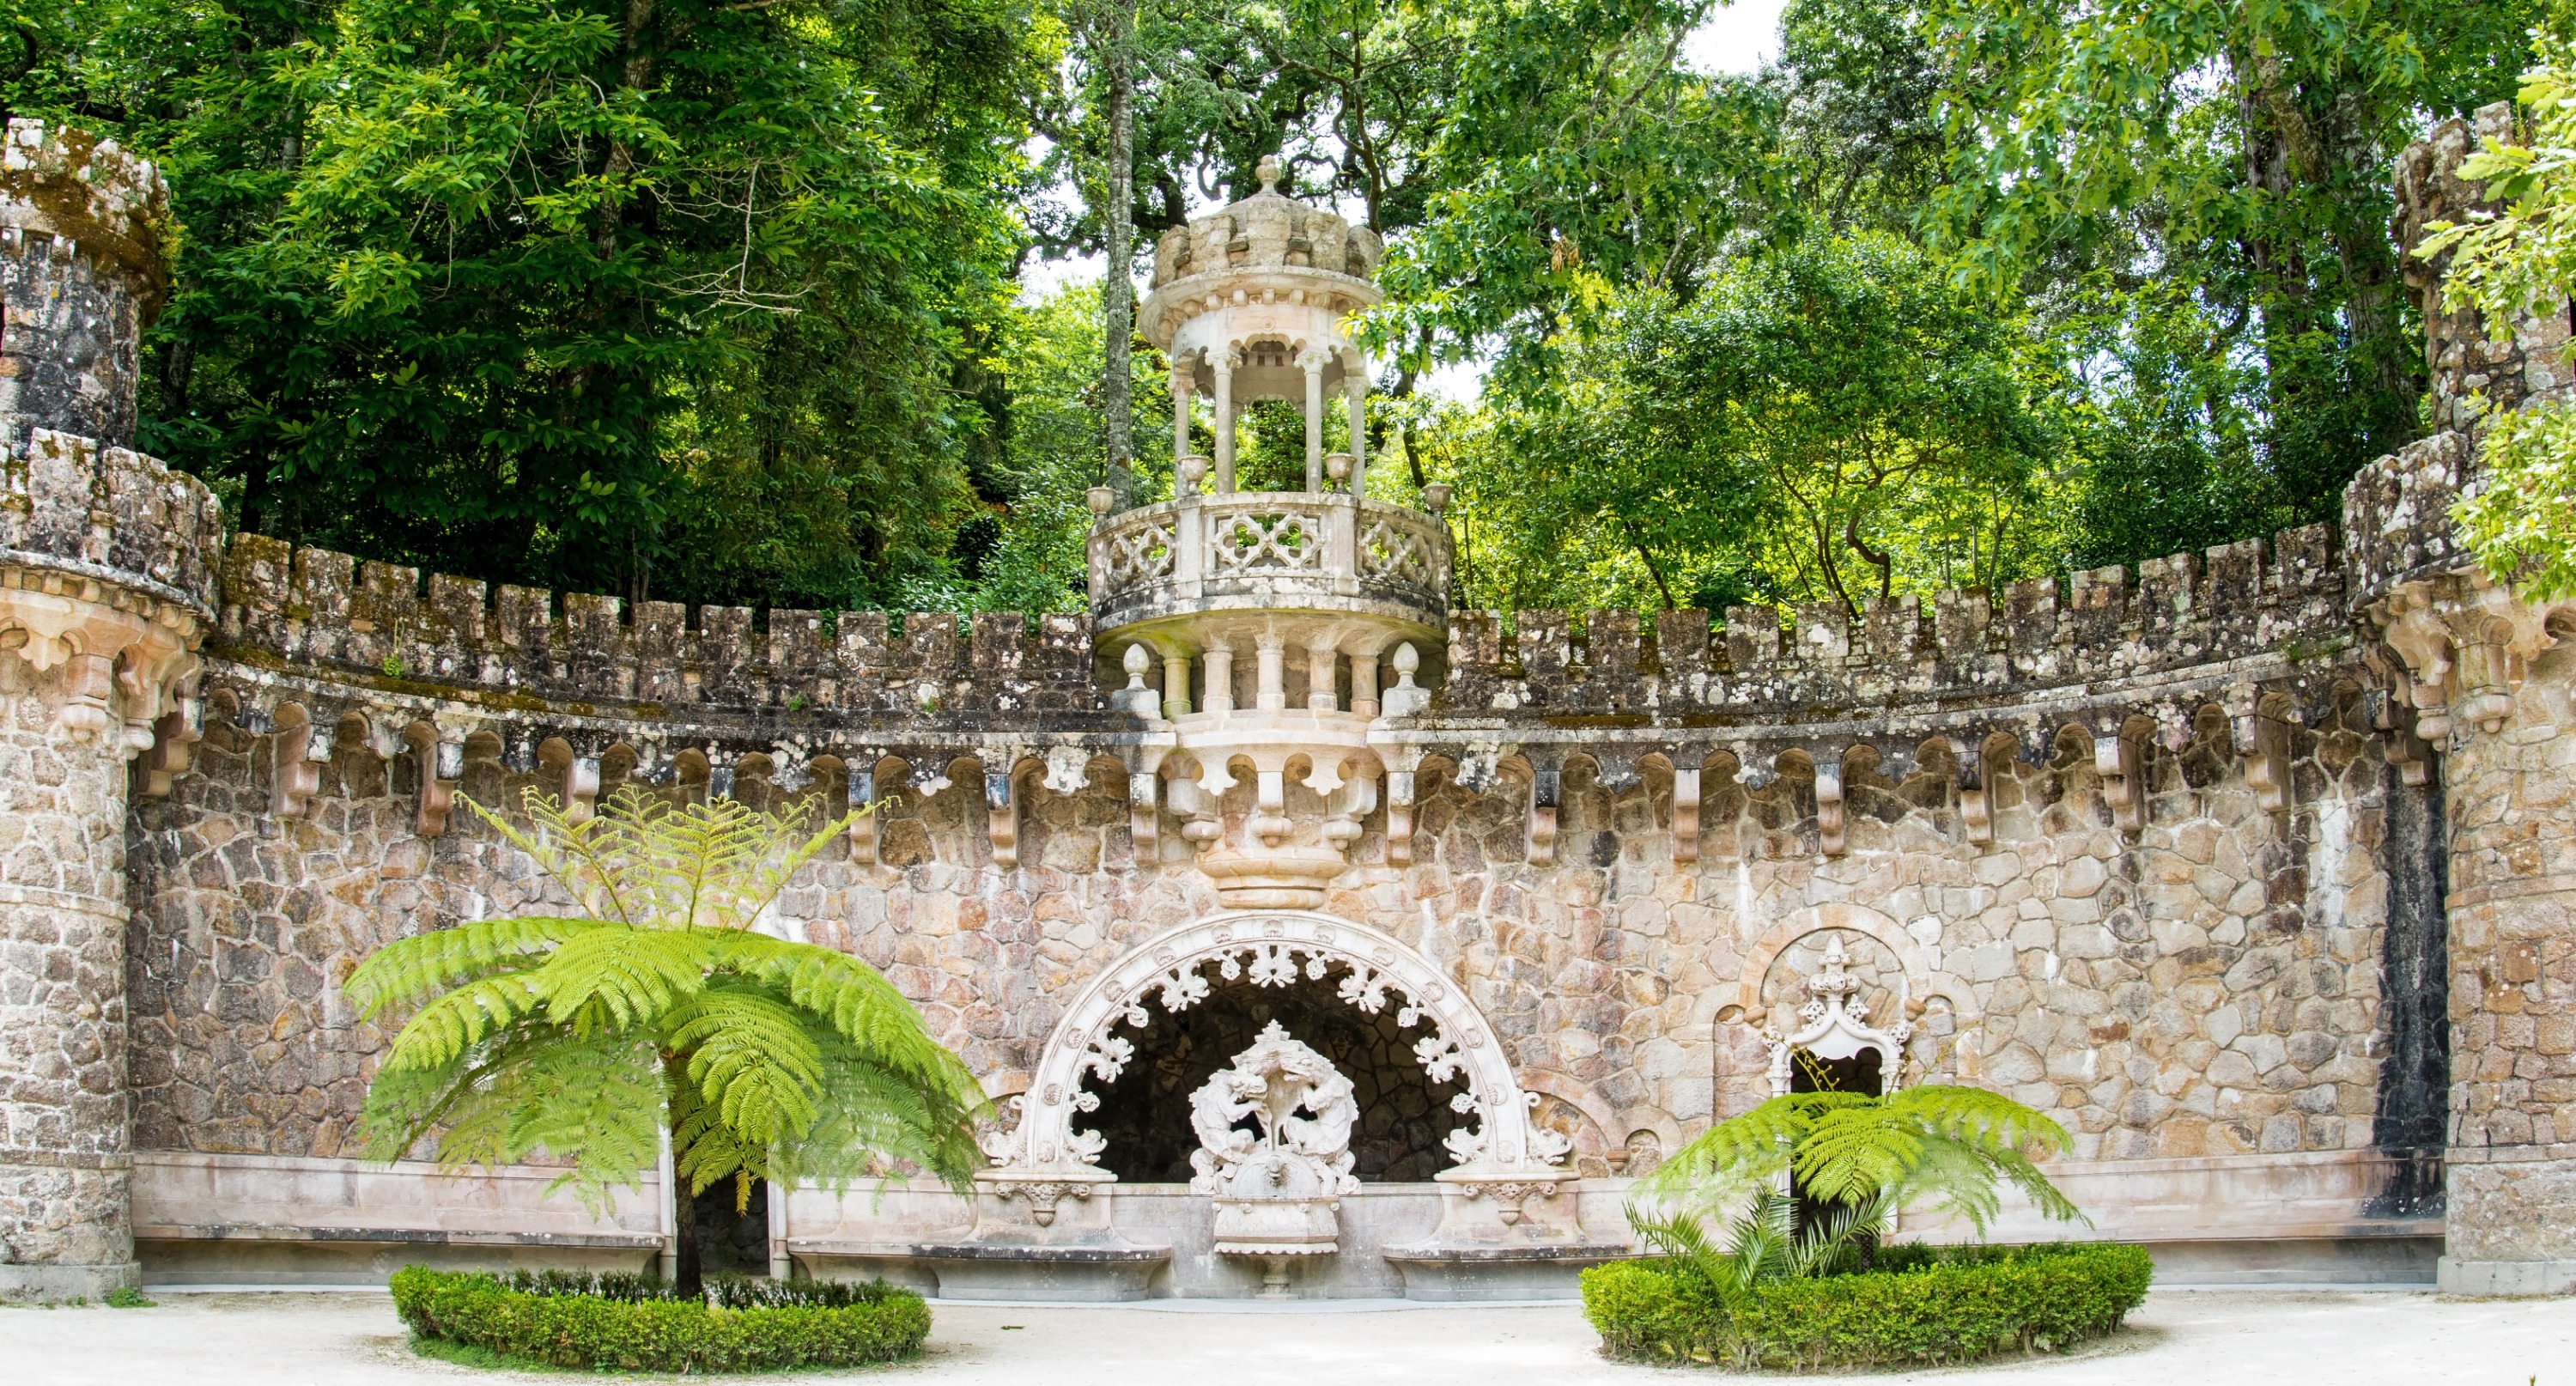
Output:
[389, 1266, 930, 1372]
[1582, 1242, 2153, 1371]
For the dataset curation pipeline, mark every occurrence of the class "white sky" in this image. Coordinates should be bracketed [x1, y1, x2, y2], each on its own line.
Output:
[1017, 0, 1793, 402]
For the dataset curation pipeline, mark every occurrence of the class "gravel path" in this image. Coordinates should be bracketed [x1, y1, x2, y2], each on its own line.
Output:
[6, 1288, 2567, 1383]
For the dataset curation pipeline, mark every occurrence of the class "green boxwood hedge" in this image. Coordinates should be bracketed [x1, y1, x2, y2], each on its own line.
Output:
[388, 1266, 931, 1373]
[1582, 1242, 2153, 1371]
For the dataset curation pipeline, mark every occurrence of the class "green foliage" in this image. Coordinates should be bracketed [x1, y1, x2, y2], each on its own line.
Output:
[2417, 28, 2576, 603]
[1636, 1085, 2083, 1240]
[1928, 0, 2537, 525]
[103, 1286, 156, 1308]
[1435, 232, 2059, 615]
[347, 787, 987, 1217]
[1580, 1241, 2153, 1369]
[24, 0, 1042, 610]
[900, 281, 1174, 615]
[389, 1265, 930, 1371]
[496, 1266, 902, 1309]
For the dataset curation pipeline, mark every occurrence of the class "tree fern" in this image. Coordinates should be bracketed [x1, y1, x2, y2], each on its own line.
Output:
[1631, 1082, 2086, 1289]
[349, 785, 987, 1290]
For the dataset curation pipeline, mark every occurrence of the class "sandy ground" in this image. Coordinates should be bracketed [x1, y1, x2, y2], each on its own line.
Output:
[4, 1288, 2568, 1384]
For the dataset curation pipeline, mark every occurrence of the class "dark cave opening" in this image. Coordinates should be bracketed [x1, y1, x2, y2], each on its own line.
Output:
[1080, 964, 1471, 1182]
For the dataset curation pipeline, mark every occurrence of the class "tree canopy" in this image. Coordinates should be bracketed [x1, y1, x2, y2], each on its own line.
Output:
[9, 0, 2550, 614]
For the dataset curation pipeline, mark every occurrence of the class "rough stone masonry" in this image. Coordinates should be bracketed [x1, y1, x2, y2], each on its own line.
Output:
[0, 106, 2568, 1302]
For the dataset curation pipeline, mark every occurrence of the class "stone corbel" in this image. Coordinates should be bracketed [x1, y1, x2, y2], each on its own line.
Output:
[847, 767, 881, 866]
[272, 714, 331, 819]
[138, 696, 204, 798]
[987, 767, 1020, 869]
[407, 726, 465, 837]
[1252, 768, 1291, 847]
[1814, 753, 1847, 857]
[562, 752, 602, 823]
[1321, 769, 1379, 853]
[1957, 749, 1992, 848]
[2366, 690, 2433, 787]
[1670, 762, 1702, 864]
[1524, 762, 1560, 866]
[1169, 760, 1225, 849]
[1383, 769, 1417, 866]
[2375, 587, 2458, 742]
[2237, 708, 2294, 815]
[2093, 729, 2144, 836]
[1129, 770, 1160, 858]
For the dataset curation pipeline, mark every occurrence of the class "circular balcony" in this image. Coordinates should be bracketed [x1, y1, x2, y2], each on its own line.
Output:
[1088, 491, 1451, 644]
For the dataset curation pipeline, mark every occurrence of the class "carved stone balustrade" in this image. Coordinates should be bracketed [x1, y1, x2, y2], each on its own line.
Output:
[1088, 491, 1449, 641]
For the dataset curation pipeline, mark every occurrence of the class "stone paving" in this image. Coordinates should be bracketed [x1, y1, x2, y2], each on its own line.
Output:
[4, 1290, 2567, 1384]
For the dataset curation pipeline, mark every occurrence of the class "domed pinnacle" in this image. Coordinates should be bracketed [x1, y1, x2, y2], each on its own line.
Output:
[1257, 154, 1280, 195]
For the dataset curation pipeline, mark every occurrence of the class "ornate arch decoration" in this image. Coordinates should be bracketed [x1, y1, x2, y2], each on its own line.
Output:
[1718, 902, 1984, 1086]
[984, 909, 1569, 1178]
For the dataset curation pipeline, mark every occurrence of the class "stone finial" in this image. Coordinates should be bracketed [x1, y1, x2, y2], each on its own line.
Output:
[1257, 154, 1281, 195]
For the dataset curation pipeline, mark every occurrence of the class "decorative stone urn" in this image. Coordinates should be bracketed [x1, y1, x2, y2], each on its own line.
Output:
[1188, 1021, 1360, 1292]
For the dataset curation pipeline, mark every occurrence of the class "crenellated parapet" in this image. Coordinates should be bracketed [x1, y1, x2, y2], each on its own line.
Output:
[1433, 524, 2348, 720]
[218, 534, 1104, 720]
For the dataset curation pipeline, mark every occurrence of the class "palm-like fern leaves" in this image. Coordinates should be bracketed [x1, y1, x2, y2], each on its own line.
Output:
[1635, 1084, 2084, 1244]
[350, 786, 987, 1214]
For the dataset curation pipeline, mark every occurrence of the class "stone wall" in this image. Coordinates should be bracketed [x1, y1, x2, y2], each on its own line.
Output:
[131, 644, 2412, 1201]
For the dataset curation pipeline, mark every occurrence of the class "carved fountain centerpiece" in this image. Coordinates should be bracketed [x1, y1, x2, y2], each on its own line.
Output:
[1094, 154, 1453, 909]
[1188, 1021, 1360, 1294]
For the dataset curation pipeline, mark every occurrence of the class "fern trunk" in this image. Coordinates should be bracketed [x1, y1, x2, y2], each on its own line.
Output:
[665, 1050, 703, 1296]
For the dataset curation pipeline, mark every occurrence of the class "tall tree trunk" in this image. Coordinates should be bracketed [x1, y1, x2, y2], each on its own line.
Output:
[1100, 0, 1138, 506]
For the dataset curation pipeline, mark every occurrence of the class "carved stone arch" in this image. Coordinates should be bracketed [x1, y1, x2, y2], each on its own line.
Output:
[1513, 1069, 1621, 1176]
[1722, 902, 1982, 1084]
[989, 909, 1566, 1177]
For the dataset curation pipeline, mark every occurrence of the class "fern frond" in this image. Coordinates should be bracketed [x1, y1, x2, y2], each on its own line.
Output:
[668, 987, 826, 1149]
[532, 927, 714, 1030]
[343, 916, 598, 1016]
[379, 973, 544, 1070]
[782, 1036, 987, 1193]
[507, 1036, 666, 1214]
[729, 935, 983, 1103]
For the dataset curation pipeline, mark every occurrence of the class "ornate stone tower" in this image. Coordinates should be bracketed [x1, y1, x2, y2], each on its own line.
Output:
[0, 120, 221, 1301]
[1100, 157, 1450, 910]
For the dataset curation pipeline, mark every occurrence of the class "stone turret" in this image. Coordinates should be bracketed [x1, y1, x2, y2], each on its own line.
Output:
[0, 122, 173, 449]
[0, 120, 217, 1303]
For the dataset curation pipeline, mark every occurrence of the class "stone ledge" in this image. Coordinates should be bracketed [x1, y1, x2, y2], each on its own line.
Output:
[133, 1223, 665, 1251]
[1380, 1242, 1637, 1265]
[907, 1241, 1171, 1263]
[2438, 1256, 2576, 1298]
[0, 1260, 140, 1304]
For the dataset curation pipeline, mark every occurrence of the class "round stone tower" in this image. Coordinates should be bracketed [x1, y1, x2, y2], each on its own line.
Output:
[0, 119, 218, 1302]
[0, 120, 172, 448]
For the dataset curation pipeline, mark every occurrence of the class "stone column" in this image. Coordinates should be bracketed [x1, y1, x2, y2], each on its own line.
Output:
[1212, 352, 1236, 496]
[1169, 359, 1194, 471]
[1301, 350, 1326, 494]
[1344, 351, 1368, 497]
[2376, 573, 2576, 1297]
